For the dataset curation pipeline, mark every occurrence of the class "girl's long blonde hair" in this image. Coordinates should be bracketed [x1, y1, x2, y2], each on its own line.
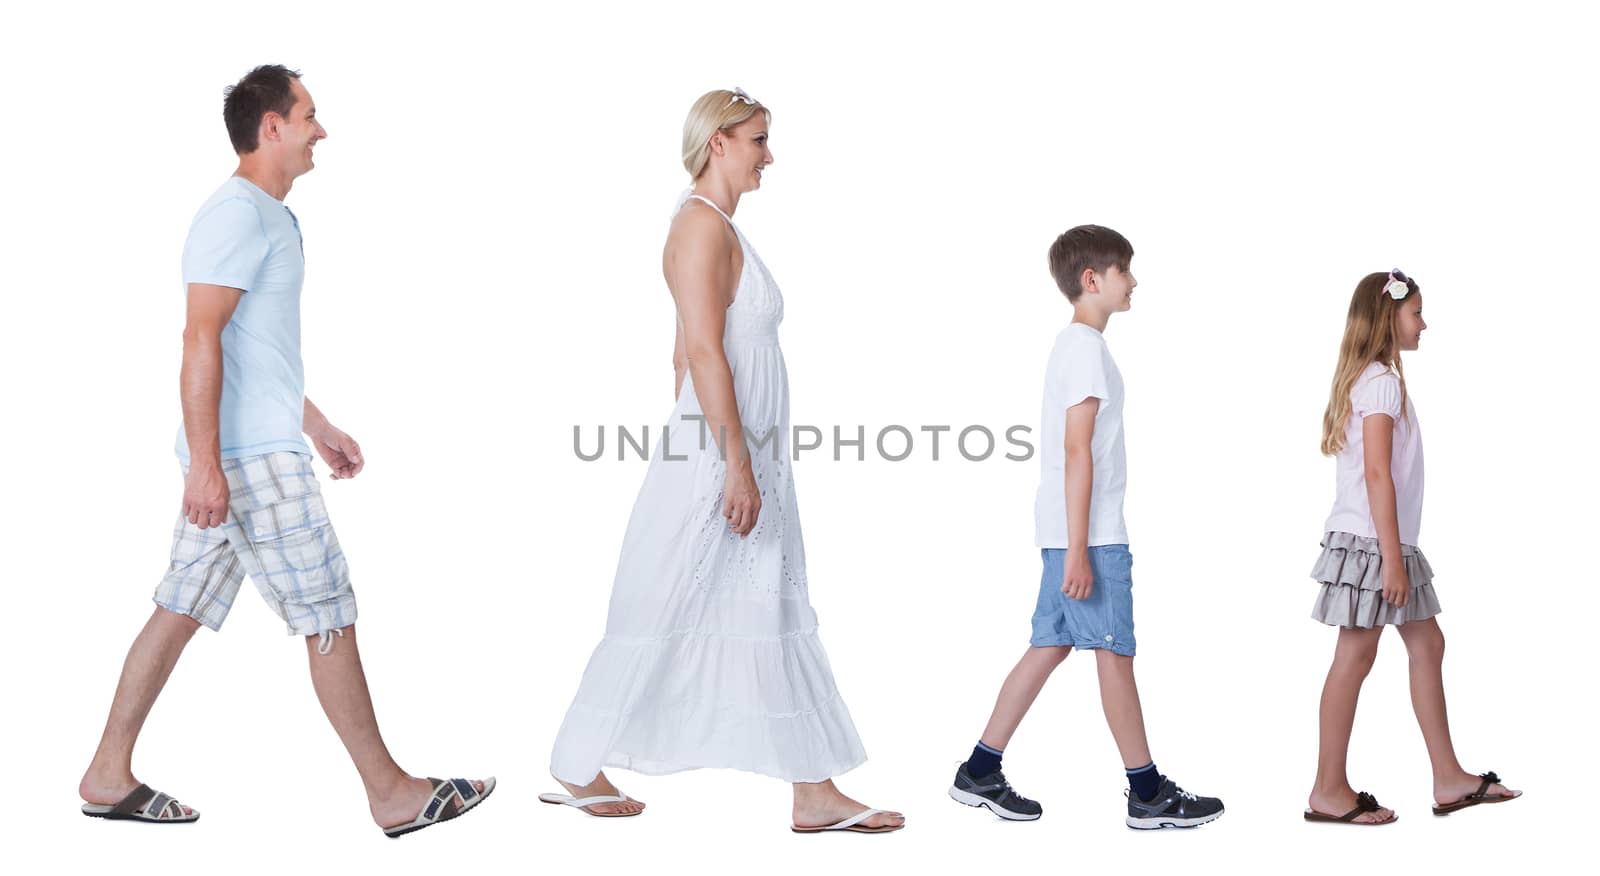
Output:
[681, 89, 770, 180]
[1320, 271, 1418, 456]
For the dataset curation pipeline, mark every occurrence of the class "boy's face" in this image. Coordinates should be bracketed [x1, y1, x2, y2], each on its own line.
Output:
[1087, 264, 1137, 311]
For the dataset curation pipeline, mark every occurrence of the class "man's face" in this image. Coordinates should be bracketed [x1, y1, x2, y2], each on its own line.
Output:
[274, 78, 327, 177]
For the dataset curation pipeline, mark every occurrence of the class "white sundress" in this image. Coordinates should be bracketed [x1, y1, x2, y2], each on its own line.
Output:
[549, 193, 867, 785]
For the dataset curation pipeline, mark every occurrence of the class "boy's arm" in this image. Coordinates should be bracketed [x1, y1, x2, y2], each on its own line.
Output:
[1362, 414, 1408, 607]
[1061, 398, 1099, 599]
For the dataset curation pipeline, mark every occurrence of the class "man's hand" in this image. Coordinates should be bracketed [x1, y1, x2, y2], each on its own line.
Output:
[311, 425, 365, 479]
[183, 462, 230, 528]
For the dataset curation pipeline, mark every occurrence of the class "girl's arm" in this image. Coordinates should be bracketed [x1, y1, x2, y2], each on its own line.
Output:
[1362, 413, 1409, 607]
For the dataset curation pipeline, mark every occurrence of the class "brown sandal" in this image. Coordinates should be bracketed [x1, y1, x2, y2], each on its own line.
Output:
[1433, 772, 1521, 815]
[1304, 791, 1396, 825]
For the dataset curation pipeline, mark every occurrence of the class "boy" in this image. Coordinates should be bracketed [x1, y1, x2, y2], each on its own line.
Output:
[947, 225, 1223, 829]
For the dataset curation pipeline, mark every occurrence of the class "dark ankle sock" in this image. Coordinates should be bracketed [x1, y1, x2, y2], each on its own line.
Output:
[966, 741, 1004, 777]
[1127, 762, 1161, 801]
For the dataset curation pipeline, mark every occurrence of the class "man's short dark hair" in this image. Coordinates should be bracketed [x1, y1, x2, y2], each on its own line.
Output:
[223, 65, 302, 154]
[1047, 225, 1135, 302]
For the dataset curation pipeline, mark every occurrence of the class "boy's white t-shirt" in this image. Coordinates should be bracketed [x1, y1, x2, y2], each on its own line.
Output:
[1034, 323, 1128, 548]
[1323, 362, 1425, 545]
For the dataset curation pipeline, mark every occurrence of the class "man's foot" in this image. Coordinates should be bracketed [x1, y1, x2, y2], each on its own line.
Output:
[1307, 786, 1394, 825]
[80, 771, 196, 819]
[549, 771, 644, 817]
[372, 775, 492, 830]
[792, 779, 904, 831]
[948, 763, 1042, 821]
[1126, 777, 1224, 829]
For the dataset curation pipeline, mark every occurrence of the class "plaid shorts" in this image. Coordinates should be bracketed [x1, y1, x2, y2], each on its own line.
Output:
[152, 452, 357, 636]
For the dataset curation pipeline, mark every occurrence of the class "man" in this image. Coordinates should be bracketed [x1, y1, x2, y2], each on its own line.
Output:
[77, 65, 493, 838]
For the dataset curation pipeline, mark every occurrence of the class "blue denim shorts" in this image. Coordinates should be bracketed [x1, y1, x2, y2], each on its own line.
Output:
[1030, 545, 1136, 656]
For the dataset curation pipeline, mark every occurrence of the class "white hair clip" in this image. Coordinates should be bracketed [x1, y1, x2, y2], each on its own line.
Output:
[1381, 268, 1412, 300]
[725, 87, 758, 107]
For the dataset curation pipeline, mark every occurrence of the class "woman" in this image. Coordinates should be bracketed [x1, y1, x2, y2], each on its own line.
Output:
[540, 88, 903, 834]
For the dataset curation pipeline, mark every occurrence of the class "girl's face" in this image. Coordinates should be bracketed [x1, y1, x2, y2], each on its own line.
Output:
[713, 114, 774, 193]
[1394, 292, 1426, 351]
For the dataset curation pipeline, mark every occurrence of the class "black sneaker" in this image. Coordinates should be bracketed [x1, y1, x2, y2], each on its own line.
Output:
[948, 763, 1043, 821]
[1125, 777, 1224, 829]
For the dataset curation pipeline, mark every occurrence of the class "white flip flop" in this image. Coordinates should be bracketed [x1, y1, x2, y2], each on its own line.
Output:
[791, 807, 904, 834]
[538, 790, 643, 818]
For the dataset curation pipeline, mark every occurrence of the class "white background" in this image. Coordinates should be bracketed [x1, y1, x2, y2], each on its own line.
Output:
[2, 1, 1594, 873]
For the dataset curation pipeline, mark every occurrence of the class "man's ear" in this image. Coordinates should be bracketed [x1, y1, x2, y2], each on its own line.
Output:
[259, 112, 285, 146]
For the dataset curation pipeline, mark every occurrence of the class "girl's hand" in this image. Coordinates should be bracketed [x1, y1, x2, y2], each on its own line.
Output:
[1061, 552, 1094, 600]
[722, 464, 761, 537]
[1381, 562, 1410, 608]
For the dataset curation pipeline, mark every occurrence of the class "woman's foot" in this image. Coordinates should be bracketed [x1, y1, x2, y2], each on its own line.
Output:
[553, 771, 645, 816]
[792, 779, 904, 831]
[372, 775, 490, 829]
[1307, 786, 1394, 824]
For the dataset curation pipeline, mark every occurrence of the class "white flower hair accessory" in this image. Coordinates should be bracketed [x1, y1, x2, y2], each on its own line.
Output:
[725, 87, 758, 108]
[1382, 268, 1412, 300]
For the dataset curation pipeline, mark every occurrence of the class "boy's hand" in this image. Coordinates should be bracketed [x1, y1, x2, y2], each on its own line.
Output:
[1381, 563, 1410, 608]
[1061, 553, 1094, 600]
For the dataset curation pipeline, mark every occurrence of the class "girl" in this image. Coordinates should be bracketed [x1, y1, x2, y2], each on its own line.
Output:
[1304, 269, 1520, 825]
[538, 89, 903, 834]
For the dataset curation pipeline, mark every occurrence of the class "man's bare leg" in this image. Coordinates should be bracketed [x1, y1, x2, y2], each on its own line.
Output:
[305, 625, 486, 828]
[79, 607, 201, 816]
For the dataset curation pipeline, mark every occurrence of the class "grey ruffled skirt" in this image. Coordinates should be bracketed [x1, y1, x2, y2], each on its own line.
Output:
[1310, 531, 1442, 628]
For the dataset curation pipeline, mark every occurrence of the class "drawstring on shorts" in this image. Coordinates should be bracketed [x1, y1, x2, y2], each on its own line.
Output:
[316, 627, 345, 655]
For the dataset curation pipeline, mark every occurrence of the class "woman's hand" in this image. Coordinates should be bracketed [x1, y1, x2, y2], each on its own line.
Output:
[723, 463, 762, 536]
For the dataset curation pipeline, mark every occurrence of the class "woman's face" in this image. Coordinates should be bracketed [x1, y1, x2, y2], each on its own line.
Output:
[714, 113, 773, 193]
[1394, 292, 1426, 351]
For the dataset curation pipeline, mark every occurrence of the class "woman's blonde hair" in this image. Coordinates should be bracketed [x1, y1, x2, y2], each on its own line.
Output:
[1319, 271, 1418, 456]
[681, 89, 770, 179]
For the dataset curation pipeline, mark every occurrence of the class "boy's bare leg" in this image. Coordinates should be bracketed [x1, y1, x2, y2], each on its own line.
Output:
[1094, 650, 1152, 768]
[978, 645, 1072, 750]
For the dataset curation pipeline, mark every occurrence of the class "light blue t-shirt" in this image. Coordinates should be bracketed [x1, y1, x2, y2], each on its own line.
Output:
[175, 177, 309, 463]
